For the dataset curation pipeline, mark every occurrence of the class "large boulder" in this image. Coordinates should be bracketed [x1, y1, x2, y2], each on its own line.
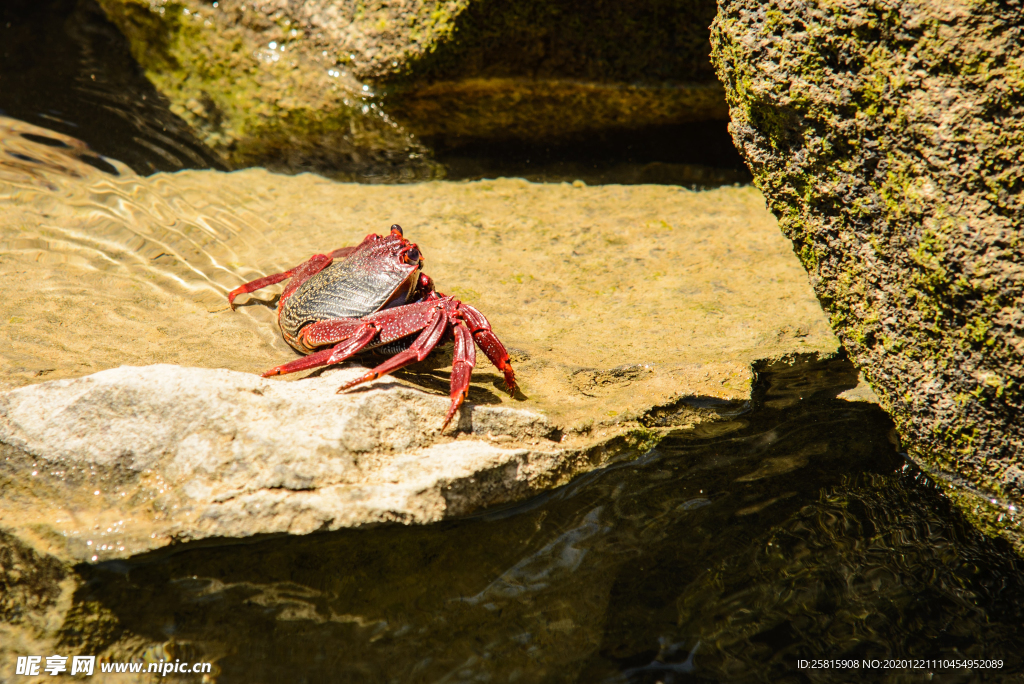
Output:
[711, 0, 1024, 549]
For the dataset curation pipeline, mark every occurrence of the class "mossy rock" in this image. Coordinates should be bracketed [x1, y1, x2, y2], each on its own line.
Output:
[711, 0, 1024, 552]
[95, 0, 444, 179]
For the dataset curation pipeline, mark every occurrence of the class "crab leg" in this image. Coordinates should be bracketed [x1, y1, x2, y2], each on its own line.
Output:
[296, 298, 445, 350]
[261, 325, 378, 377]
[226, 245, 362, 308]
[337, 306, 448, 394]
[459, 303, 517, 395]
[228, 269, 297, 309]
[446, 320, 477, 429]
[262, 299, 447, 377]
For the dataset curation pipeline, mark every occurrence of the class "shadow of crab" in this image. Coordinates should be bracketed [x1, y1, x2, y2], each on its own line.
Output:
[306, 364, 527, 404]
[392, 369, 516, 405]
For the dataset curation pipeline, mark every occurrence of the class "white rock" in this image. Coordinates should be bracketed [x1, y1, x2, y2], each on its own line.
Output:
[0, 364, 573, 562]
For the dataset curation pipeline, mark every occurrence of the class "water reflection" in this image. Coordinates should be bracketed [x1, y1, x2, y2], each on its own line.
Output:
[0, 115, 273, 311]
[0, 115, 298, 386]
[75, 359, 1024, 682]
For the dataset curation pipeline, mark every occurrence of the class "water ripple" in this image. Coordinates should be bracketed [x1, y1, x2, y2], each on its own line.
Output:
[0, 117, 289, 385]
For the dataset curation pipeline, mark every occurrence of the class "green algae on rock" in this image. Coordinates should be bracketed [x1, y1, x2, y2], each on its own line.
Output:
[94, 0, 443, 179]
[711, 0, 1024, 552]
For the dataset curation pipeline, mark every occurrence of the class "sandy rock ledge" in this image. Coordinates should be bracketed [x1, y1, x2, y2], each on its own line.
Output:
[0, 119, 842, 565]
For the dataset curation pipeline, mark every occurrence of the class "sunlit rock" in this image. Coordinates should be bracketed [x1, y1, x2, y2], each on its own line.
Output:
[0, 117, 839, 559]
[0, 364, 562, 561]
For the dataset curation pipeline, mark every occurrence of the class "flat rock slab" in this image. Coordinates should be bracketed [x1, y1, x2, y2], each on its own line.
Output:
[0, 365, 583, 562]
[0, 118, 839, 560]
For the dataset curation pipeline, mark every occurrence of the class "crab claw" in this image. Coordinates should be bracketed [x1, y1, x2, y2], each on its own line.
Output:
[337, 303, 448, 393]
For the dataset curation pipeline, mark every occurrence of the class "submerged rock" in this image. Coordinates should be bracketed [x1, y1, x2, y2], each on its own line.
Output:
[711, 0, 1024, 550]
[0, 117, 838, 560]
[94, 0, 725, 177]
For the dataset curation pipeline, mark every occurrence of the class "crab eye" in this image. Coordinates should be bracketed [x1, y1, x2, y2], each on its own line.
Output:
[391, 224, 403, 236]
[404, 247, 420, 264]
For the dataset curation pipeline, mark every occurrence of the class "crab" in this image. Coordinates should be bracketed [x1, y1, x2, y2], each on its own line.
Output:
[227, 224, 517, 429]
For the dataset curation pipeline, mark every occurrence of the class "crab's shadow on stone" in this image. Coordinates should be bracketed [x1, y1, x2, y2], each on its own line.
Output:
[335, 368, 516, 405]
[302, 363, 525, 404]
[228, 294, 279, 310]
[394, 368, 526, 403]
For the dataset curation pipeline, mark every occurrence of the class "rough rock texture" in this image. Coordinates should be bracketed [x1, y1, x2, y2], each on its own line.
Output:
[0, 364, 580, 562]
[711, 0, 1024, 548]
[94, 0, 726, 175]
[94, 0, 443, 179]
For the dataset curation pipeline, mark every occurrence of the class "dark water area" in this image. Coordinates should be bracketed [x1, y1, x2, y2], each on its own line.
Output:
[0, 0, 750, 186]
[74, 357, 1024, 683]
[432, 121, 751, 188]
[0, 0, 225, 175]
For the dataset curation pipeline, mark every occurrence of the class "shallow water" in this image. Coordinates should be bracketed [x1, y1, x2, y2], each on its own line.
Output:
[72, 358, 1024, 683]
[0, 114, 832, 432]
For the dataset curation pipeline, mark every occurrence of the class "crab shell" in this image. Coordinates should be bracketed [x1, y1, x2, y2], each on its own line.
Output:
[279, 228, 424, 353]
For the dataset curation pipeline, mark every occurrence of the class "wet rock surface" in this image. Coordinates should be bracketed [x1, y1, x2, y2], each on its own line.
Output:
[0, 117, 840, 559]
[94, 0, 727, 177]
[711, 0, 1024, 550]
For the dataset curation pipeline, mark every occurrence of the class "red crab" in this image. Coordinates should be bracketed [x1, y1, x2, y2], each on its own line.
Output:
[227, 225, 517, 430]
